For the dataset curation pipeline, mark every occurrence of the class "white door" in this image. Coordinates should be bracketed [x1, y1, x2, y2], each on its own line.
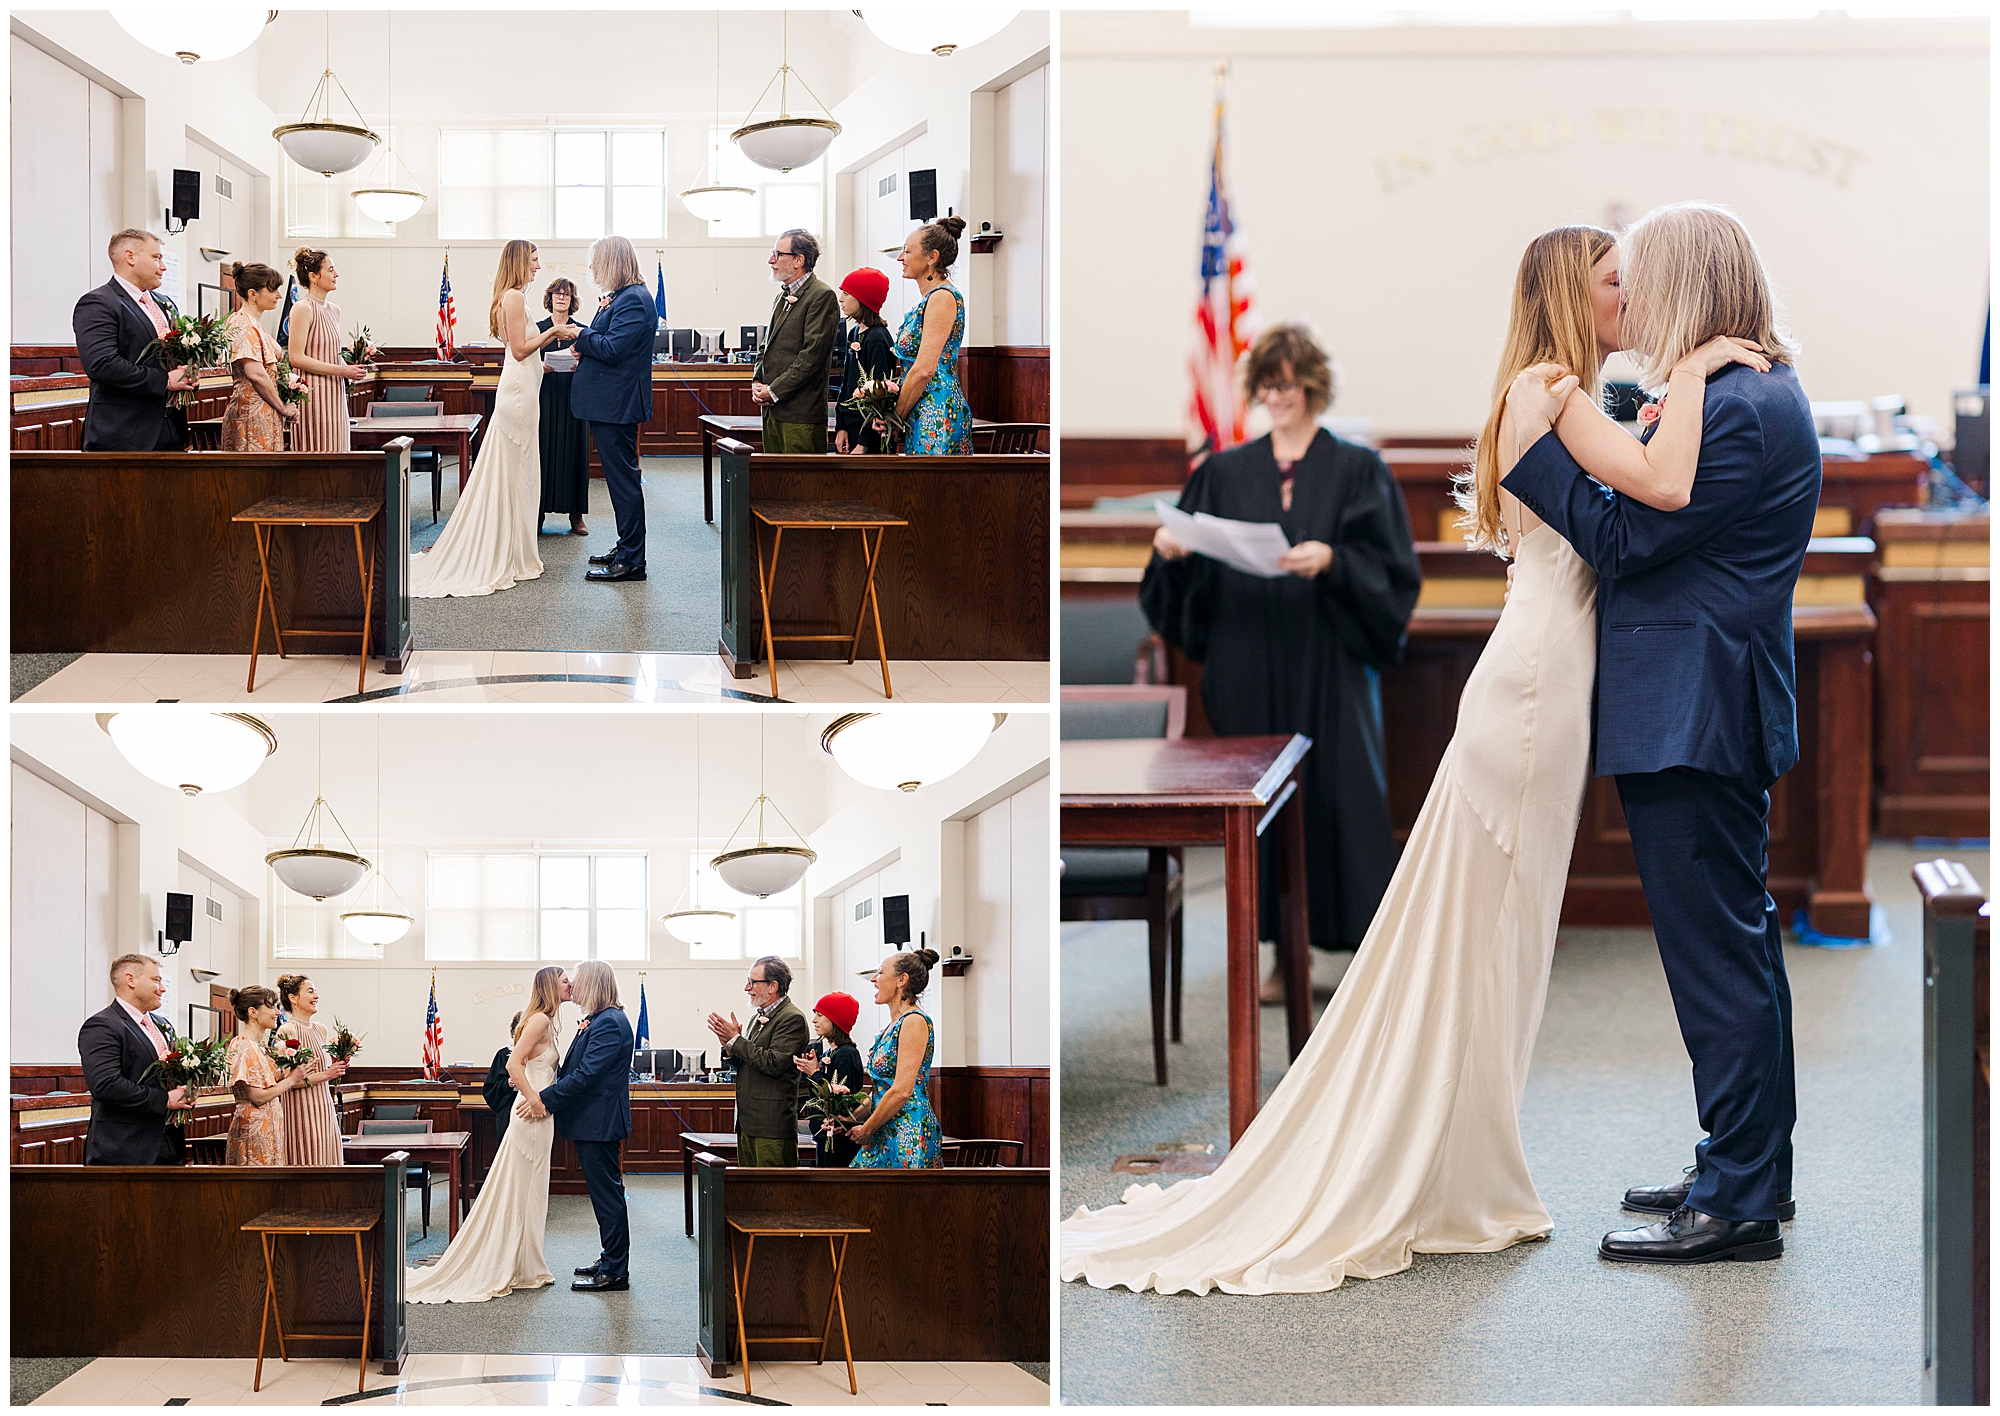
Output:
[12, 764, 116, 1063]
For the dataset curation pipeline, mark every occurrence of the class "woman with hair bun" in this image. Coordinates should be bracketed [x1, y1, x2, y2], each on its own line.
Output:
[224, 984, 309, 1165]
[219, 262, 294, 451]
[888, 217, 973, 454]
[274, 973, 349, 1165]
[839, 951, 943, 1169]
[285, 247, 372, 452]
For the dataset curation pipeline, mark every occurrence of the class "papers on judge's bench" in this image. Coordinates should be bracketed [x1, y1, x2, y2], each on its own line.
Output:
[1154, 501, 1294, 579]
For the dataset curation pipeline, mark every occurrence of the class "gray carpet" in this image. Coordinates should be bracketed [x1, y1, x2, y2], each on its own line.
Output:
[10, 1358, 91, 1406]
[409, 455, 721, 653]
[402, 1173, 699, 1355]
[1058, 842, 1981, 1406]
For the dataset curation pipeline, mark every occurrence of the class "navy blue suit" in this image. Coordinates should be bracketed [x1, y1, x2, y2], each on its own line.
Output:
[568, 284, 657, 569]
[1503, 360, 1821, 1223]
[540, 1005, 635, 1279]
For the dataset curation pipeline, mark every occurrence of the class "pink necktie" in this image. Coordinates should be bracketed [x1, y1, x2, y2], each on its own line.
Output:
[137, 290, 168, 338]
[137, 1013, 169, 1061]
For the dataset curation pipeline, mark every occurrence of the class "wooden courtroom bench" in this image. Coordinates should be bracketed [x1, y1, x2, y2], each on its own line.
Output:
[11, 445, 415, 672]
[717, 443, 1050, 675]
[11, 1160, 411, 1372]
[691, 1155, 1048, 1379]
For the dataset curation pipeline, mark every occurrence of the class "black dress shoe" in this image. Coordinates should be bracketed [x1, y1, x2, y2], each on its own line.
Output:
[571, 1272, 629, 1291]
[1623, 1166, 1796, 1221]
[1600, 1206, 1784, 1264]
[586, 564, 646, 582]
[587, 551, 620, 566]
[573, 1262, 601, 1277]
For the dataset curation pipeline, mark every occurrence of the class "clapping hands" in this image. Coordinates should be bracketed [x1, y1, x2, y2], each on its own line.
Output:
[706, 1011, 742, 1046]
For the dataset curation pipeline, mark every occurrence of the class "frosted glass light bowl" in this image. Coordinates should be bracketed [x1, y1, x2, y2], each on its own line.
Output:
[112, 7, 271, 64]
[820, 711, 1004, 792]
[267, 848, 371, 901]
[98, 711, 277, 796]
[731, 117, 840, 173]
[710, 845, 816, 899]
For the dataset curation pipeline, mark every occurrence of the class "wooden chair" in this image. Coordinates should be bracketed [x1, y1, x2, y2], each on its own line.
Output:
[972, 422, 1047, 454]
[186, 418, 225, 451]
[185, 1134, 228, 1165]
[1059, 684, 1189, 1085]
[362, 401, 446, 523]
[942, 1138, 1025, 1166]
[360, 1118, 447, 1238]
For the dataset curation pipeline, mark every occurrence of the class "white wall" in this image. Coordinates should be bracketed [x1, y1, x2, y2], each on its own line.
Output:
[10, 716, 274, 1062]
[805, 712, 1051, 1069]
[1061, 12, 1989, 436]
[10, 32, 124, 341]
[961, 774, 1051, 1068]
[11, 764, 116, 1064]
[989, 64, 1048, 347]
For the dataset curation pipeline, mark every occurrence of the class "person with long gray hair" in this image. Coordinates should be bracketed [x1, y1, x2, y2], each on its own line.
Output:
[526, 960, 635, 1289]
[563, 235, 655, 582]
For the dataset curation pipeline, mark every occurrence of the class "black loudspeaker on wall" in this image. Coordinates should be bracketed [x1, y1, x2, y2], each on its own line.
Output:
[907, 168, 938, 222]
[882, 894, 912, 946]
[160, 891, 194, 955]
[171, 168, 201, 221]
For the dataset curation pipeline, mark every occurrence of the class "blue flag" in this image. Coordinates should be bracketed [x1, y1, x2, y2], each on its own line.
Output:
[654, 261, 667, 322]
[635, 979, 650, 1049]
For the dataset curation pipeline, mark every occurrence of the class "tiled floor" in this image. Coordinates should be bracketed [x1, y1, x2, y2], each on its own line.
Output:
[30, 1353, 1051, 1406]
[12, 653, 1050, 705]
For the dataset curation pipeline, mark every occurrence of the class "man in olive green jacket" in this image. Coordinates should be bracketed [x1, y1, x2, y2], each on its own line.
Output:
[751, 229, 841, 453]
[706, 955, 811, 1166]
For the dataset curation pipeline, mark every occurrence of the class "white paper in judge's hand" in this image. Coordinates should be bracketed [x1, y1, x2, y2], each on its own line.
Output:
[1154, 502, 1294, 579]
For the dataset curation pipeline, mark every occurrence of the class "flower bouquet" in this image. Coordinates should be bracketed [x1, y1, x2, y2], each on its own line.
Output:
[341, 326, 380, 365]
[273, 357, 310, 408]
[325, 1019, 365, 1063]
[265, 1032, 318, 1077]
[142, 310, 233, 408]
[802, 1074, 868, 1135]
[141, 1033, 231, 1127]
[841, 375, 907, 449]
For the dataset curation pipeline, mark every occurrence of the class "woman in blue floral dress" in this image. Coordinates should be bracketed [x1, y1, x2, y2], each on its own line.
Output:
[845, 948, 943, 1168]
[889, 216, 973, 455]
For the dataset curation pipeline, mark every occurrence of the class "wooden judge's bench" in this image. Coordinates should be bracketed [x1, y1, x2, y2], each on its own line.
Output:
[1061, 436, 1990, 938]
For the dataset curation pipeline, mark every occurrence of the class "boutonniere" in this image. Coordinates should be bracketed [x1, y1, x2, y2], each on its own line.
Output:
[1635, 397, 1664, 429]
[850, 340, 861, 353]
[784, 294, 799, 308]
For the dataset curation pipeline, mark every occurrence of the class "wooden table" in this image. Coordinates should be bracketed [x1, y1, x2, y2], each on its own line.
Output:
[241, 1207, 379, 1394]
[680, 1130, 818, 1236]
[231, 495, 382, 697]
[1061, 734, 1315, 1144]
[752, 500, 908, 700]
[342, 1131, 471, 1239]
[699, 414, 999, 524]
[726, 1210, 869, 1397]
[350, 414, 481, 492]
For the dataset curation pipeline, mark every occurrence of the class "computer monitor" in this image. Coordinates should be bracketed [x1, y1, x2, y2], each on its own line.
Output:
[739, 325, 760, 353]
[697, 328, 723, 359]
[652, 327, 677, 356]
[669, 327, 696, 361]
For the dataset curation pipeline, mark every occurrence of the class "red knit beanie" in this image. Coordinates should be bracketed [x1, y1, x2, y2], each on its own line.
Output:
[813, 991, 861, 1036]
[839, 268, 889, 315]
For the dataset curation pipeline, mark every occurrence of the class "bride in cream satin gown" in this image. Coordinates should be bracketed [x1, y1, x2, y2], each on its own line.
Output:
[408, 312, 544, 598]
[406, 1041, 556, 1303]
[1061, 510, 1597, 1295]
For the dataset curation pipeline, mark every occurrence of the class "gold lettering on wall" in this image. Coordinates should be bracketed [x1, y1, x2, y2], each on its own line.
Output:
[1372, 106, 1868, 193]
[472, 982, 528, 1006]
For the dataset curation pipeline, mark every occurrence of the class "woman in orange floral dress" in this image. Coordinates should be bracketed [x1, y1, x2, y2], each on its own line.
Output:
[225, 985, 308, 1165]
[219, 262, 297, 452]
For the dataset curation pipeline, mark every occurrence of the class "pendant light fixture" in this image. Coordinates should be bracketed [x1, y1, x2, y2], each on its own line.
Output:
[273, 13, 380, 177]
[857, 8, 1020, 58]
[680, 13, 757, 225]
[112, 7, 272, 65]
[351, 13, 427, 225]
[821, 710, 1004, 792]
[266, 719, 371, 901]
[98, 710, 277, 796]
[663, 718, 738, 949]
[731, 11, 842, 174]
[711, 718, 817, 899]
[341, 718, 413, 948]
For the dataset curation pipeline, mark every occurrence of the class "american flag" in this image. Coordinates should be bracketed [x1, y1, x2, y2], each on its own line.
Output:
[1188, 68, 1255, 462]
[422, 970, 443, 1081]
[434, 254, 457, 360]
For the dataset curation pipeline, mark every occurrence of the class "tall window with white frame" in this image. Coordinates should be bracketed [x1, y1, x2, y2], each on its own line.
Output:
[440, 129, 669, 242]
[420, 850, 649, 960]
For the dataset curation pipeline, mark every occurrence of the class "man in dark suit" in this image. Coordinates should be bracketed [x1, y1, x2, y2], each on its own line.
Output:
[1503, 205, 1820, 1266]
[563, 235, 657, 584]
[751, 230, 840, 454]
[526, 961, 634, 1291]
[73, 228, 192, 452]
[706, 956, 810, 1167]
[79, 953, 188, 1166]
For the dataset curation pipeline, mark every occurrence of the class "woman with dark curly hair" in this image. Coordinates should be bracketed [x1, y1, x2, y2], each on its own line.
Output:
[535, 276, 591, 535]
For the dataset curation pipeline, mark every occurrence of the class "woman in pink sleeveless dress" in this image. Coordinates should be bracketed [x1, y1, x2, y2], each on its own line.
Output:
[274, 974, 349, 1165]
[285, 246, 373, 451]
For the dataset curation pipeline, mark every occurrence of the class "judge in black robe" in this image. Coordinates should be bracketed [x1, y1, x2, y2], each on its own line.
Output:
[1141, 427, 1421, 958]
